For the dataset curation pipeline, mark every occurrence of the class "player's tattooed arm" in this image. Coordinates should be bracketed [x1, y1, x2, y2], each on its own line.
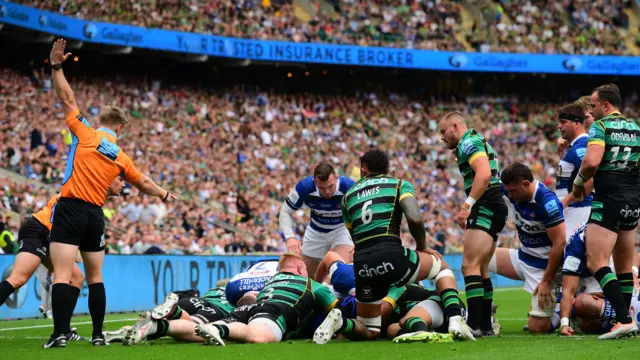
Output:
[399, 196, 426, 251]
[344, 319, 380, 341]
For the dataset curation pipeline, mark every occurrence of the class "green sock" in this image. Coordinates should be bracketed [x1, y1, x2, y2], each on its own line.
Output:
[168, 306, 183, 320]
[404, 317, 429, 332]
[146, 320, 170, 341]
[338, 318, 355, 334]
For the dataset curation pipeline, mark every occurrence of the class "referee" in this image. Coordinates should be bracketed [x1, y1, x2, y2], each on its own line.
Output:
[45, 39, 177, 348]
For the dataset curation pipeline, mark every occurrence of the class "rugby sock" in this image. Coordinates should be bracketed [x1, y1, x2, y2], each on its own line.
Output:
[0, 280, 15, 306]
[51, 283, 73, 336]
[404, 317, 429, 332]
[146, 320, 169, 341]
[88, 283, 106, 338]
[481, 278, 494, 331]
[464, 275, 484, 329]
[168, 306, 183, 320]
[618, 272, 634, 311]
[69, 286, 81, 313]
[338, 318, 355, 334]
[211, 324, 230, 339]
[594, 267, 632, 324]
[440, 288, 463, 318]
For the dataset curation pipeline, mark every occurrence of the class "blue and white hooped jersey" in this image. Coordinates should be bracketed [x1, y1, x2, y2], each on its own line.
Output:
[285, 175, 355, 233]
[562, 222, 589, 277]
[329, 261, 356, 296]
[503, 181, 565, 270]
[225, 260, 279, 305]
[556, 134, 593, 208]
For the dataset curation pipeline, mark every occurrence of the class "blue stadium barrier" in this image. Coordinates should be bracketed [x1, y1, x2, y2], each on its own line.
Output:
[1, 1, 639, 75]
[0, 254, 521, 320]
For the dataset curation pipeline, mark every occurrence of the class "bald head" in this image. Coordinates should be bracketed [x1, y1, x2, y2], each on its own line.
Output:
[438, 111, 468, 150]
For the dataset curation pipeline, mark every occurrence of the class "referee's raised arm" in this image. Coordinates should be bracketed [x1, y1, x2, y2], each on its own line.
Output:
[50, 39, 78, 119]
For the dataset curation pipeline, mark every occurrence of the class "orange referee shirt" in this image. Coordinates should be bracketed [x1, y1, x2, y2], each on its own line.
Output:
[62, 109, 142, 207]
[32, 194, 61, 231]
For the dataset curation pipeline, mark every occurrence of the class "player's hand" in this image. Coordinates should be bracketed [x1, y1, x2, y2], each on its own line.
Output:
[571, 184, 586, 201]
[418, 248, 443, 261]
[534, 280, 553, 310]
[286, 237, 302, 254]
[456, 207, 470, 229]
[50, 38, 72, 65]
[161, 191, 179, 202]
[559, 325, 574, 336]
[557, 138, 568, 156]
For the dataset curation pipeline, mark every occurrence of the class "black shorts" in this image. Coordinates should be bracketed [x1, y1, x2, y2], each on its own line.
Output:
[588, 192, 640, 232]
[247, 302, 297, 338]
[354, 241, 420, 303]
[178, 297, 227, 324]
[49, 198, 105, 252]
[17, 217, 50, 262]
[219, 304, 258, 324]
[467, 187, 508, 241]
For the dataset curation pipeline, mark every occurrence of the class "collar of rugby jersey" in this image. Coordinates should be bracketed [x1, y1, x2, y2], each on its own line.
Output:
[570, 133, 588, 147]
[97, 127, 118, 140]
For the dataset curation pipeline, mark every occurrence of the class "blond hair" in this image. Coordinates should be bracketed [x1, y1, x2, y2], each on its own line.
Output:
[99, 105, 129, 126]
[574, 96, 592, 111]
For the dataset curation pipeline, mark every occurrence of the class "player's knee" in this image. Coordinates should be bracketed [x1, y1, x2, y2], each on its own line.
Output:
[69, 268, 85, 288]
[247, 328, 277, 344]
[7, 273, 29, 288]
[527, 316, 551, 334]
[387, 323, 401, 338]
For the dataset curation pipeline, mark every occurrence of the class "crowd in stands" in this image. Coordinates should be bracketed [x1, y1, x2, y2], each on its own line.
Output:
[2, 67, 639, 255]
[469, 0, 633, 55]
[16, 0, 635, 55]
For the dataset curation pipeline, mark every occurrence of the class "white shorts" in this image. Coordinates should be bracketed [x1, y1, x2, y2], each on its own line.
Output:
[302, 226, 353, 260]
[578, 276, 602, 295]
[509, 249, 560, 295]
[563, 206, 590, 239]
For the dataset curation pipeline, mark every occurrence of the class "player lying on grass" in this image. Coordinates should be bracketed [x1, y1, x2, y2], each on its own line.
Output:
[195, 253, 378, 345]
[116, 287, 238, 345]
[560, 228, 640, 336]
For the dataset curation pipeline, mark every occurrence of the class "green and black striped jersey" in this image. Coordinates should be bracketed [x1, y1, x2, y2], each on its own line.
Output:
[456, 129, 501, 195]
[257, 272, 337, 316]
[342, 175, 416, 245]
[202, 287, 235, 315]
[588, 113, 640, 191]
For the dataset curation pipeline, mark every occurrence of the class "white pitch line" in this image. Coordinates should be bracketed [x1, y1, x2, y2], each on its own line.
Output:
[0, 318, 137, 332]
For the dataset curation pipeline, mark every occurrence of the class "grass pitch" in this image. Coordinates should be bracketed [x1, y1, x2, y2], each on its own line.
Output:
[1, 288, 638, 360]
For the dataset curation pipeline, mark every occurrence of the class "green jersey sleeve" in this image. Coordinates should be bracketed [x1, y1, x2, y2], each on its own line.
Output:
[311, 280, 338, 312]
[399, 180, 416, 201]
[382, 286, 407, 310]
[588, 121, 606, 146]
[458, 136, 487, 164]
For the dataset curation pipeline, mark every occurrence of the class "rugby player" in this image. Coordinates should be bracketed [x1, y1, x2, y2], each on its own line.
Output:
[572, 83, 640, 339]
[340, 149, 473, 341]
[122, 287, 236, 345]
[439, 112, 508, 336]
[314, 250, 355, 296]
[195, 254, 362, 345]
[489, 163, 566, 333]
[46, 39, 177, 348]
[555, 103, 593, 234]
[279, 162, 355, 276]
[225, 260, 279, 306]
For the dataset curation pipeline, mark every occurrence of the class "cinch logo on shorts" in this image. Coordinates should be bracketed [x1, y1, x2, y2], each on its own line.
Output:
[358, 262, 395, 278]
[619, 206, 640, 219]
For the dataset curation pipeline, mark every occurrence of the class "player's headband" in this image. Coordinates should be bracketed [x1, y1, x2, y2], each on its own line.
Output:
[559, 112, 584, 123]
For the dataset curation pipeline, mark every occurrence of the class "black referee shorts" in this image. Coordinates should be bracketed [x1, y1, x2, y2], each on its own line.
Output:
[49, 197, 105, 252]
[17, 217, 50, 262]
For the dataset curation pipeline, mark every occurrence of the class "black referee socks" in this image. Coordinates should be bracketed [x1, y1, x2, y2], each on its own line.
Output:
[0, 280, 15, 306]
[52, 283, 73, 337]
[88, 283, 106, 338]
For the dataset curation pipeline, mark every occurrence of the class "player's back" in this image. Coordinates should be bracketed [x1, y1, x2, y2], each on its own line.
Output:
[285, 176, 354, 233]
[504, 181, 564, 268]
[226, 260, 279, 305]
[556, 134, 592, 207]
[342, 175, 414, 247]
[589, 114, 640, 192]
[202, 287, 235, 314]
[257, 272, 315, 311]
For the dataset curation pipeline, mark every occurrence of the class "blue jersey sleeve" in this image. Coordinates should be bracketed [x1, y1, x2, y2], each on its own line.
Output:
[562, 228, 587, 276]
[285, 178, 311, 210]
[339, 176, 356, 193]
[540, 194, 564, 228]
[330, 262, 356, 296]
